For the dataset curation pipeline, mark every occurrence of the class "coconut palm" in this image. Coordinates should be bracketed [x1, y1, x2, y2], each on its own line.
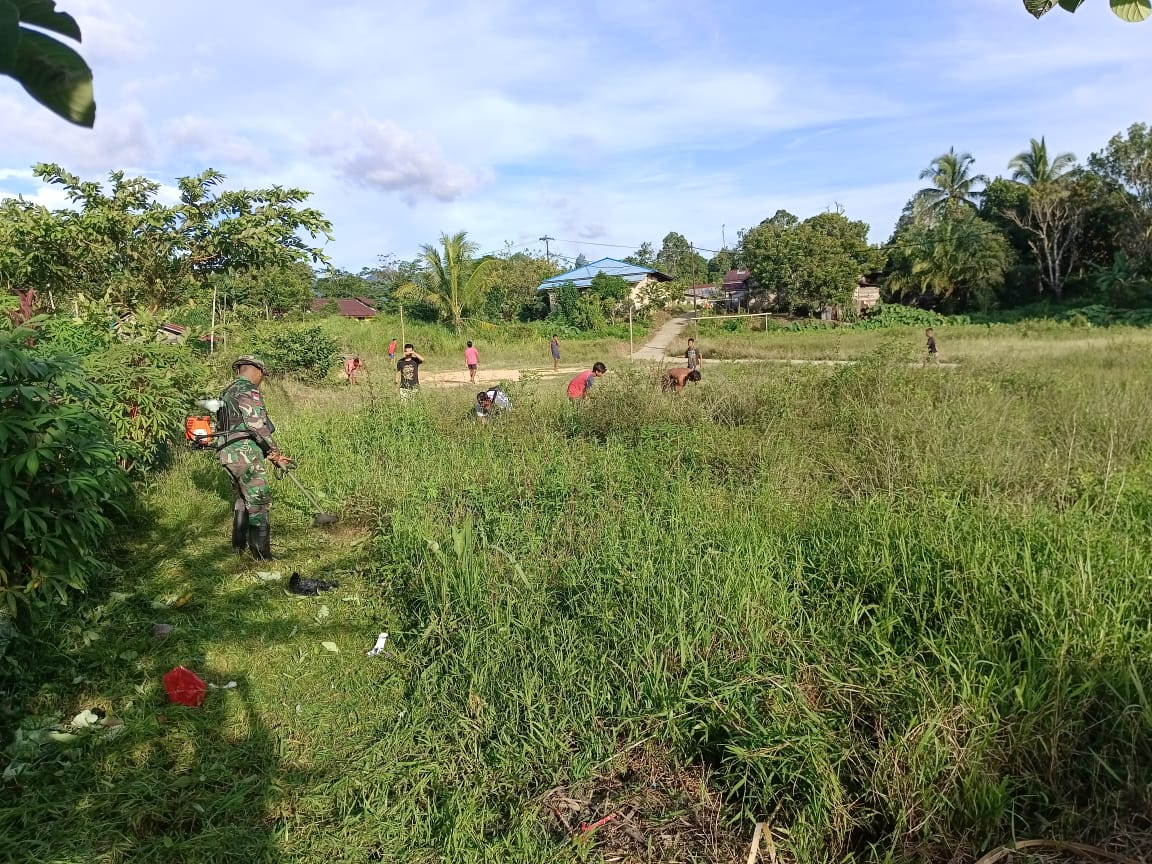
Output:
[416, 231, 494, 332]
[888, 209, 1010, 310]
[914, 148, 989, 223]
[1008, 137, 1076, 186]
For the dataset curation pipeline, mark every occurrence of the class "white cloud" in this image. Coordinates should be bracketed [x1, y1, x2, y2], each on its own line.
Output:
[0, 172, 75, 210]
[68, 0, 147, 62]
[0, 93, 154, 172]
[166, 116, 268, 167]
[312, 117, 489, 204]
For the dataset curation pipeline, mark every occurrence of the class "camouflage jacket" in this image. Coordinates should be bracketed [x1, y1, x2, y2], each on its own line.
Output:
[217, 377, 279, 453]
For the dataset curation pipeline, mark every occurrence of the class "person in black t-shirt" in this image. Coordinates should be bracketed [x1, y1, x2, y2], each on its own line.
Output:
[396, 343, 424, 397]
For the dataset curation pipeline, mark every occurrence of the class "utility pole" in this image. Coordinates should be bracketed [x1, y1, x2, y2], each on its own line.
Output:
[722, 224, 726, 248]
[539, 235, 555, 263]
[691, 242, 699, 341]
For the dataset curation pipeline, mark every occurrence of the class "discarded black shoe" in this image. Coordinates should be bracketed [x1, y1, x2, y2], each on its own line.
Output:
[288, 572, 339, 596]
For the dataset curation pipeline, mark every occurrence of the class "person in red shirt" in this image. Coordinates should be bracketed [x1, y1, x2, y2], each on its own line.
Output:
[567, 362, 606, 400]
[343, 356, 362, 384]
[387, 339, 398, 361]
[464, 340, 479, 384]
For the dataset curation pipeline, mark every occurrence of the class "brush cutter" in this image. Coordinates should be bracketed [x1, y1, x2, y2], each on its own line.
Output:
[274, 460, 338, 527]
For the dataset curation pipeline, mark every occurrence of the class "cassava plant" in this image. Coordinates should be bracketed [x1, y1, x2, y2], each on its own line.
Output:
[0, 323, 129, 612]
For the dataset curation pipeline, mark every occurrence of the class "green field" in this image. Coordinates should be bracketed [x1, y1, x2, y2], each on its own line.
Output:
[4, 321, 1152, 864]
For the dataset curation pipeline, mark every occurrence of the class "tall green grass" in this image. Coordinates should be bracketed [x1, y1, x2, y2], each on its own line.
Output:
[3, 335, 1152, 863]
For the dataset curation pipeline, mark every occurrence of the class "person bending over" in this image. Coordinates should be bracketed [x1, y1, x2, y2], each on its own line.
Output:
[474, 387, 512, 421]
[567, 362, 607, 400]
[662, 367, 702, 393]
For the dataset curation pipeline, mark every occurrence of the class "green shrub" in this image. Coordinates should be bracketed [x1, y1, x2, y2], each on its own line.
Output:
[82, 343, 208, 474]
[855, 303, 968, 329]
[0, 325, 130, 612]
[250, 324, 341, 384]
[34, 316, 106, 357]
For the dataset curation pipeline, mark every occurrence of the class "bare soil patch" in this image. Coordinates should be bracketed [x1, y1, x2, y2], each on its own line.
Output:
[420, 366, 582, 387]
[540, 744, 745, 863]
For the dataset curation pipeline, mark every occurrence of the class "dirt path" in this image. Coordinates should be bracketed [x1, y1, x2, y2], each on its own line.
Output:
[420, 366, 584, 387]
[630, 313, 693, 361]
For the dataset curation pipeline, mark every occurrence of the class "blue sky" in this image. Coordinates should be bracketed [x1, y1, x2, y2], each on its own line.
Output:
[1, 0, 1149, 269]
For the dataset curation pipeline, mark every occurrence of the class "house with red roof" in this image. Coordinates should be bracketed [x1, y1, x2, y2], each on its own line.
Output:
[311, 297, 378, 320]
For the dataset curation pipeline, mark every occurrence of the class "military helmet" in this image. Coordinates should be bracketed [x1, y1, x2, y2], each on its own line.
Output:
[232, 355, 267, 373]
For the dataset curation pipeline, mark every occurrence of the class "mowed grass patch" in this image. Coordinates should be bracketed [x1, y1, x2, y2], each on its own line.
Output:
[3, 334, 1152, 863]
[689, 319, 1152, 368]
[314, 314, 644, 380]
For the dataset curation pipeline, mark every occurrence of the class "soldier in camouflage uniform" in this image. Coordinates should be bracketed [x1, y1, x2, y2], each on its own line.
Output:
[216, 356, 290, 560]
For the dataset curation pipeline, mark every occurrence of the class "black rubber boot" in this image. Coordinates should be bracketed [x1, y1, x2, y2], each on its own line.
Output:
[231, 507, 249, 554]
[248, 522, 273, 561]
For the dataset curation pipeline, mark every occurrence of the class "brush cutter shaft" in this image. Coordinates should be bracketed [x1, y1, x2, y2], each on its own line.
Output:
[273, 462, 338, 525]
[283, 470, 326, 512]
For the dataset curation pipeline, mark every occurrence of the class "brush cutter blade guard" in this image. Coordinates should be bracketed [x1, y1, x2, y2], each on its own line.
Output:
[312, 514, 338, 527]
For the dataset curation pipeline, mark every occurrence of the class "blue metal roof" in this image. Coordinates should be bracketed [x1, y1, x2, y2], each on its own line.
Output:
[537, 257, 672, 291]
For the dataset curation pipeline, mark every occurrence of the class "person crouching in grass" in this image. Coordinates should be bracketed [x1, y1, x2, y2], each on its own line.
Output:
[474, 387, 511, 422]
[567, 362, 606, 400]
[661, 367, 701, 393]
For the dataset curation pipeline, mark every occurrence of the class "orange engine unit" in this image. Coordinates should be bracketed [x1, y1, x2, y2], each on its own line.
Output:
[184, 414, 216, 449]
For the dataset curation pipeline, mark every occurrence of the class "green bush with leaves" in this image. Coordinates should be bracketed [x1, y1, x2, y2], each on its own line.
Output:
[35, 314, 105, 356]
[855, 303, 970, 330]
[551, 280, 609, 331]
[82, 342, 207, 473]
[0, 324, 129, 612]
[249, 324, 340, 384]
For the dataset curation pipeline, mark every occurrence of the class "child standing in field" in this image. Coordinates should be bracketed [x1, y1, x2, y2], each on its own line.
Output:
[550, 334, 560, 372]
[388, 339, 398, 361]
[925, 328, 938, 365]
[396, 343, 424, 398]
[464, 340, 479, 384]
[686, 338, 700, 371]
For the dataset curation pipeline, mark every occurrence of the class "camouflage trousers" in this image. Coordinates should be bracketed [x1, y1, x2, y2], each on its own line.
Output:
[218, 439, 271, 527]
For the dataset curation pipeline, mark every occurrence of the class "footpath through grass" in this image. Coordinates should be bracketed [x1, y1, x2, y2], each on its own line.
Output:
[4, 329, 1152, 863]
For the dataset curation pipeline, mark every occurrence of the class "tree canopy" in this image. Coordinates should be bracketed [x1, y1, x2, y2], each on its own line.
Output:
[1024, 0, 1151, 23]
[0, 164, 332, 314]
[915, 149, 989, 223]
[740, 211, 885, 311]
[415, 231, 495, 332]
[887, 208, 1012, 310]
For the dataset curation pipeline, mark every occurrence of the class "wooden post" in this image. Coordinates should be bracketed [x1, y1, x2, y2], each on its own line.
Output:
[221, 294, 228, 353]
[210, 283, 217, 353]
[400, 304, 405, 346]
[628, 306, 634, 358]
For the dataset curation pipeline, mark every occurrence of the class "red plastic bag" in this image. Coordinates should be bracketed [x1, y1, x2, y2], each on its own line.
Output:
[162, 666, 207, 707]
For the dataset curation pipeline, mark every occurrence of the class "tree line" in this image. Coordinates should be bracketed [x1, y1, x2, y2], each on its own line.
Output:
[3, 121, 1151, 334]
[885, 123, 1152, 312]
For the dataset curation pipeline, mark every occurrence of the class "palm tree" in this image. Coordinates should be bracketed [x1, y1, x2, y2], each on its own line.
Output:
[888, 209, 1010, 310]
[914, 148, 989, 223]
[417, 231, 494, 332]
[1008, 137, 1076, 186]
